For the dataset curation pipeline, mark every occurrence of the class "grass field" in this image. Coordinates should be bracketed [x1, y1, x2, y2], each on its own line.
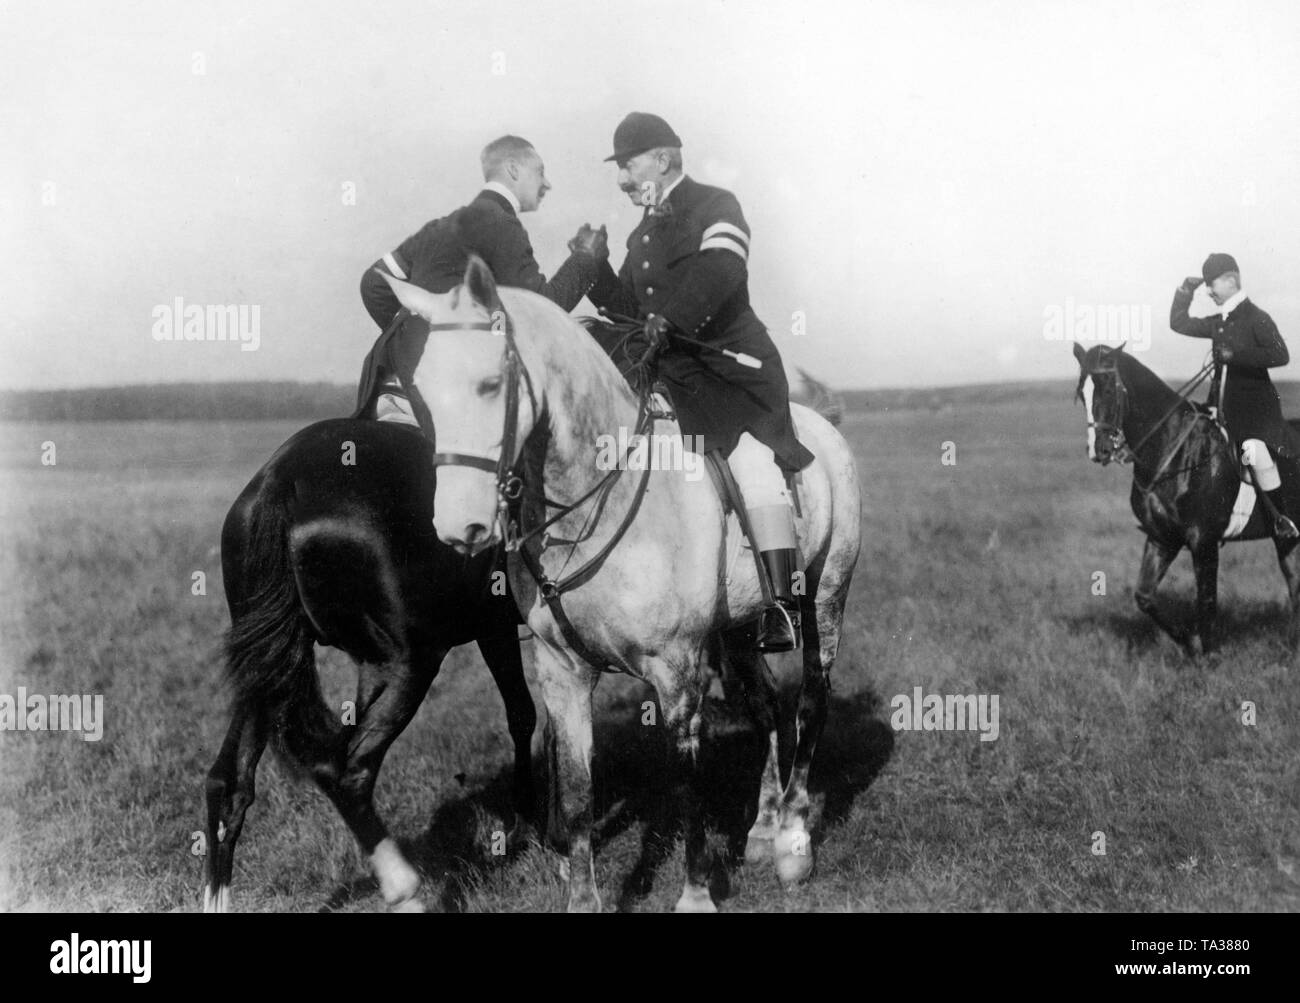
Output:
[2, 387, 1298, 912]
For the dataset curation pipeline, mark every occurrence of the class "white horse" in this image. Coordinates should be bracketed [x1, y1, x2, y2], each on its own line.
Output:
[382, 257, 861, 912]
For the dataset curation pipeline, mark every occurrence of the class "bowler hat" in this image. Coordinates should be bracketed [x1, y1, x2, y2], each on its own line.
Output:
[605, 112, 682, 163]
[1202, 253, 1239, 283]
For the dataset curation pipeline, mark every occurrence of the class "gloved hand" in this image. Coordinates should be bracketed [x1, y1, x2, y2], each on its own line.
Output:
[1180, 275, 1203, 293]
[639, 314, 673, 364]
[1213, 342, 1234, 364]
[567, 223, 609, 262]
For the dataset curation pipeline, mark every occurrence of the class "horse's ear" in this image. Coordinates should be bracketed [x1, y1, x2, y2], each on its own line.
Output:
[378, 271, 441, 320]
[1072, 342, 1086, 363]
[462, 253, 501, 312]
[1116, 342, 1127, 354]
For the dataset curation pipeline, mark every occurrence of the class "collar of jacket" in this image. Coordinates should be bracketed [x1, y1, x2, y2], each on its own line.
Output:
[480, 182, 521, 215]
[1218, 289, 1248, 319]
[645, 174, 690, 218]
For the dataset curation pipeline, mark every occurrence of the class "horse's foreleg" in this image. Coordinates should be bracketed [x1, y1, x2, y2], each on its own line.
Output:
[721, 631, 781, 865]
[476, 620, 537, 846]
[1191, 542, 1220, 655]
[1273, 538, 1300, 651]
[1134, 537, 1190, 654]
[314, 656, 440, 912]
[653, 658, 714, 913]
[203, 708, 268, 913]
[535, 643, 601, 912]
[773, 597, 840, 886]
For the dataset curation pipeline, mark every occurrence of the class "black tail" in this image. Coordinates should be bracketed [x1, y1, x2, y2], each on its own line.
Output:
[223, 490, 335, 767]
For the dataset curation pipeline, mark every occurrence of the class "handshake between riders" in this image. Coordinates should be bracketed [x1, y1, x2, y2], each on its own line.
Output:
[354, 114, 812, 653]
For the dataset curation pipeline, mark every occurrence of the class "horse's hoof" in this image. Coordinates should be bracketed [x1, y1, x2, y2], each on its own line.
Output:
[202, 884, 230, 914]
[565, 891, 603, 913]
[743, 835, 774, 865]
[372, 838, 422, 906]
[673, 885, 718, 913]
[774, 830, 815, 886]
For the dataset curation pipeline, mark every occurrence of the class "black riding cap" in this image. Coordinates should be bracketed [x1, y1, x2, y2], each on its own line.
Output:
[1202, 252, 1239, 283]
[605, 112, 682, 163]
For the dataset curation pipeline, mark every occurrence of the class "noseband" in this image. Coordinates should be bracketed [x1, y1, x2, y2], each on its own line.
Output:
[1081, 355, 1220, 491]
[404, 311, 530, 535]
[410, 304, 662, 667]
[1082, 358, 1131, 462]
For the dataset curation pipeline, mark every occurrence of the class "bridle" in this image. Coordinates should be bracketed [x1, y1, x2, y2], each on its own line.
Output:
[405, 305, 662, 665]
[403, 311, 532, 535]
[1080, 355, 1132, 463]
[1079, 353, 1218, 490]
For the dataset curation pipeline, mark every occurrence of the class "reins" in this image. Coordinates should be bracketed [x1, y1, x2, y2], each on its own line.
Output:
[1093, 357, 1218, 494]
[409, 304, 664, 668]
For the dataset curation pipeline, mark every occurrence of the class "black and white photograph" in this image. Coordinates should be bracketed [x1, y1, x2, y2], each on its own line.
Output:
[0, 0, 1292, 972]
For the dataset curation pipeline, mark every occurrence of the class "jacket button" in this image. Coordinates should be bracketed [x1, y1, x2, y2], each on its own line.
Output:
[646, 286, 655, 295]
[642, 235, 650, 244]
[641, 261, 650, 270]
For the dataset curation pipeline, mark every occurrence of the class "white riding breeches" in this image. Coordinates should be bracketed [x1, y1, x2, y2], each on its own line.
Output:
[728, 432, 797, 550]
[1243, 438, 1281, 491]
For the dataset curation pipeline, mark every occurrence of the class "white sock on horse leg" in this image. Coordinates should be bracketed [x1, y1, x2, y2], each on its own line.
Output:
[1243, 438, 1282, 491]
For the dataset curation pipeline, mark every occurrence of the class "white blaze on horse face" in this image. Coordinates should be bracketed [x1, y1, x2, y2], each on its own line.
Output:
[412, 325, 513, 549]
[1082, 375, 1097, 460]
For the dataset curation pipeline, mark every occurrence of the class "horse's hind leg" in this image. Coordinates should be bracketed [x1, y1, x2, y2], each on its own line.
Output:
[476, 619, 537, 845]
[1135, 537, 1192, 654]
[1274, 538, 1300, 652]
[772, 594, 843, 886]
[204, 708, 268, 913]
[311, 653, 441, 912]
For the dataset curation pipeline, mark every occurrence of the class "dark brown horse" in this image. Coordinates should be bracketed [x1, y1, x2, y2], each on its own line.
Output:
[1074, 342, 1300, 655]
[204, 418, 535, 912]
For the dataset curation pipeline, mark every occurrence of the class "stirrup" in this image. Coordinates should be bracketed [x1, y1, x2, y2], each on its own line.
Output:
[1275, 515, 1299, 540]
[757, 600, 801, 653]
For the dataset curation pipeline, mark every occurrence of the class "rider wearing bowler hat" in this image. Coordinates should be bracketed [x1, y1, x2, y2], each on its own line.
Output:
[1171, 252, 1300, 538]
[579, 112, 814, 652]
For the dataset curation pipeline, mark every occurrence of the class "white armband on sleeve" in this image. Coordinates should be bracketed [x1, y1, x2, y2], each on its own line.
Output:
[699, 222, 750, 261]
[380, 252, 408, 279]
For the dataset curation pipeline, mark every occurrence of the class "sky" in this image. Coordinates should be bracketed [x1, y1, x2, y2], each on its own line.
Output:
[3, 0, 1300, 391]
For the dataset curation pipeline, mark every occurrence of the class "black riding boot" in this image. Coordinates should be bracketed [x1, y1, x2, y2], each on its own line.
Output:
[757, 549, 801, 653]
[1264, 487, 1299, 539]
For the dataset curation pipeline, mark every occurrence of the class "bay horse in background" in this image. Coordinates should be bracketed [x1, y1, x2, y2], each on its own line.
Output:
[381, 258, 862, 913]
[204, 419, 536, 913]
[1073, 342, 1300, 655]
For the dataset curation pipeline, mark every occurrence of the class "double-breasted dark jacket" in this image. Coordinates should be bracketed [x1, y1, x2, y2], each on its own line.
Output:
[1171, 287, 1300, 457]
[587, 176, 813, 472]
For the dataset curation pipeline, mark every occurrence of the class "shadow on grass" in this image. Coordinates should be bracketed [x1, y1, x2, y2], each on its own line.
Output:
[589, 685, 894, 912]
[1065, 595, 1295, 656]
[321, 683, 895, 913]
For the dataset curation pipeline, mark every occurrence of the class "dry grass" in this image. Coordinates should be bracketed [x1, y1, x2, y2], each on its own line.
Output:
[1, 401, 1297, 912]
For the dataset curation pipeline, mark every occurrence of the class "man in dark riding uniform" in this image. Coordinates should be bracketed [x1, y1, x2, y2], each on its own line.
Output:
[355, 135, 604, 422]
[582, 112, 814, 652]
[1171, 252, 1300, 538]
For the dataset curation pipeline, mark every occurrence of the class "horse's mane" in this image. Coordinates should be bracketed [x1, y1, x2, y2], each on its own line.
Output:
[1079, 346, 1183, 410]
[495, 286, 641, 442]
[1113, 349, 1184, 408]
